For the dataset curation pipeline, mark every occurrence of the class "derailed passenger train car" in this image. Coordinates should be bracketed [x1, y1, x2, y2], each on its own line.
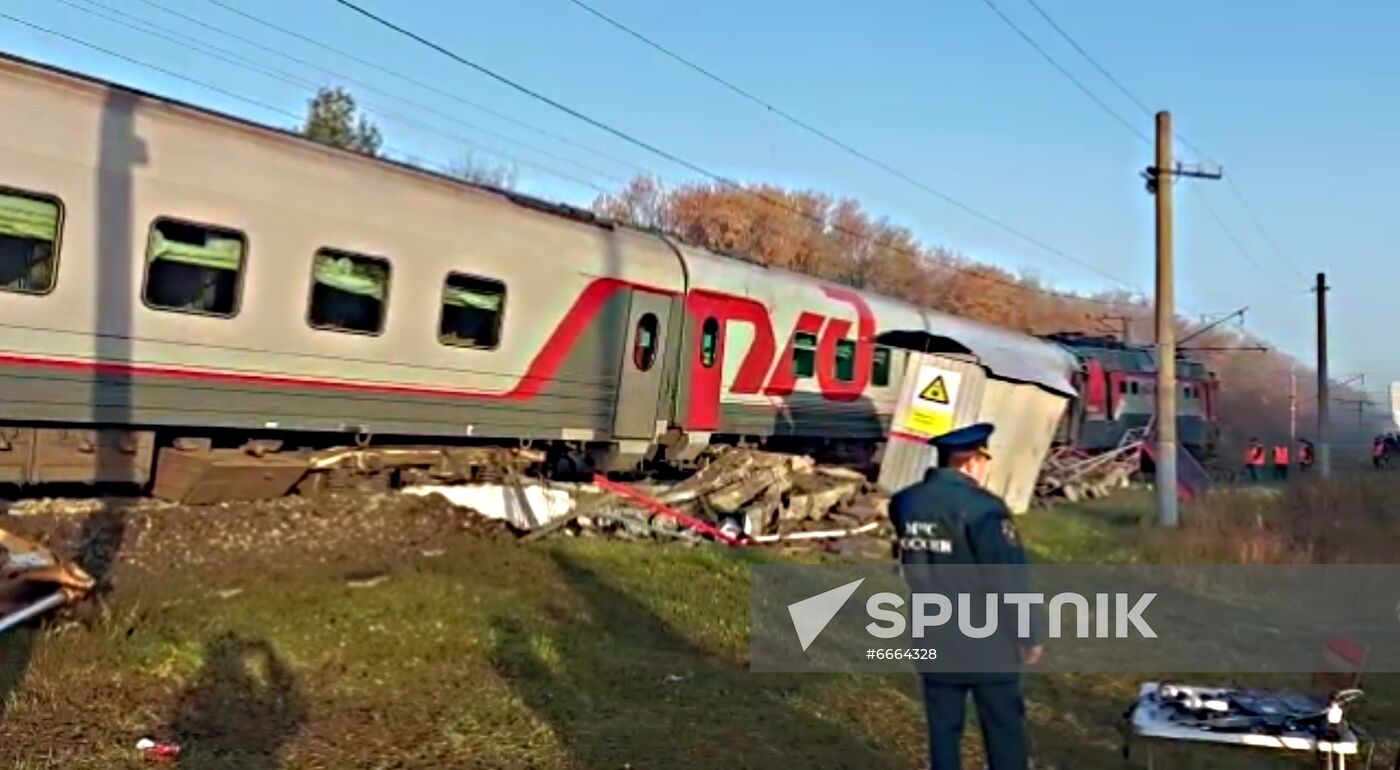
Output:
[0, 52, 1080, 491]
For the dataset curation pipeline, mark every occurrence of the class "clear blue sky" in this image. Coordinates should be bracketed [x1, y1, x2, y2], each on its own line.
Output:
[2, 0, 1396, 413]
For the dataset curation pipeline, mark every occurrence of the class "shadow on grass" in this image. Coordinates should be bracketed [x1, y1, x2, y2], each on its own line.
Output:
[170, 633, 306, 770]
[488, 548, 902, 769]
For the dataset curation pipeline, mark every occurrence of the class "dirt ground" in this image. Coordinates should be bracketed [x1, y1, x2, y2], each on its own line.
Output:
[1, 491, 515, 582]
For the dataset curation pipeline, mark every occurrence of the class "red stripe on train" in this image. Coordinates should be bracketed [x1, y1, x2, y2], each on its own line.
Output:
[0, 278, 675, 401]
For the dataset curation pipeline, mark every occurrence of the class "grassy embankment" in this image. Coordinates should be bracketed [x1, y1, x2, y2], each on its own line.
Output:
[1, 474, 1398, 768]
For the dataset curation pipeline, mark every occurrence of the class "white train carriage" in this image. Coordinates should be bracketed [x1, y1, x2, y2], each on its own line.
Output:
[0, 52, 1075, 490]
[0, 53, 686, 483]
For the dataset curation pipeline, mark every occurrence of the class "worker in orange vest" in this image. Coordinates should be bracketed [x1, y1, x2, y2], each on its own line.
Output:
[1244, 438, 1266, 482]
[1373, 436, 1387, 471]
[1272, 443, 1290, 481]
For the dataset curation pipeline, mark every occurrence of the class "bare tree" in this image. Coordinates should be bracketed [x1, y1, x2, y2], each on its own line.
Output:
[449, 151, 518, 190]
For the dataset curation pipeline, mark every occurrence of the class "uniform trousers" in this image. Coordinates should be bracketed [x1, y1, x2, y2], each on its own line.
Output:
[921, 675, 1028, 770]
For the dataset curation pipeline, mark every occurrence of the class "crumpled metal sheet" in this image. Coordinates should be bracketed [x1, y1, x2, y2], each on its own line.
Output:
[0, 527, 94, 635]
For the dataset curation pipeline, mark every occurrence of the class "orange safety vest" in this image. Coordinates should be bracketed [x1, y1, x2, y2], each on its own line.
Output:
[1246, 445, 1266, 465]
[1273, 445, 1289, 465]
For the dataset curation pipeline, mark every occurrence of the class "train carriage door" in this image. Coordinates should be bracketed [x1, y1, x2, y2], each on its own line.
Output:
[612, 290, 672, 439]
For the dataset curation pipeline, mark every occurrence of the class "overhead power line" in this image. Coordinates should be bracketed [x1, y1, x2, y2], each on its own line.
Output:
[45, 0, 615, 192]
[0, 9, 608, 196]
[331, 0, 1144, 297]
[980, 0, 1306, 292]
[190, 0, 648, 180]
[1224, 176, 1308, 282]
[1004, 0, 1310, 287]
[977, 0, 1150, 144]
[0, 10, 291, 116]
[1021, 0, 1150, 117]
[565, 0, 1140, 294]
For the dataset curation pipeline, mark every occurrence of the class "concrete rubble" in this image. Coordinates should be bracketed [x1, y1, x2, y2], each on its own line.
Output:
[403, 446, 890, 548]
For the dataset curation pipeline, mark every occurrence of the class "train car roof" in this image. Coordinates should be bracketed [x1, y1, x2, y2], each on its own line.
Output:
[0, 51, 623, 231]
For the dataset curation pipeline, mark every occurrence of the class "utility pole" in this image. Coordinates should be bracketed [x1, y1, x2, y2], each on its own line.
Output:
[1152, 111, 1177, 527]
[1145, 111, 1222, 527]
[1289, 366, 1298, 445]
[1315, 272, 1331, 477]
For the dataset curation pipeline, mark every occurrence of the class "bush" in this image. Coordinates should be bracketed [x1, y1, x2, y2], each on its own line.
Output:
[1139, 474, 1400, 564]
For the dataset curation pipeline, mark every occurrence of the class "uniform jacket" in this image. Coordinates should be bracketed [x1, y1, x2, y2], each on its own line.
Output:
[889, 468, 1035, 683]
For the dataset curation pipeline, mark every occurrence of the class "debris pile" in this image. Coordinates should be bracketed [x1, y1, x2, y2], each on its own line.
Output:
[656, 448, 886, 541]
[1036, 426, 1148, 504]
[406, 447, 890, 548]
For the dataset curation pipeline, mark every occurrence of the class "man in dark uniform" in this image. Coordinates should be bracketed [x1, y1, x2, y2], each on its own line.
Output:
[1297, 438, 1315, 474]
[889, 422, 1041, 770]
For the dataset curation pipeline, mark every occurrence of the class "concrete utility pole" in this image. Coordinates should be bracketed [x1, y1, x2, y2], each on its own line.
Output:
[1289, 366, 1298, 445]
[1152, 112, 1178, 527]
[1145, 111, 1222, 527]
[1316, 272, 1331, 477]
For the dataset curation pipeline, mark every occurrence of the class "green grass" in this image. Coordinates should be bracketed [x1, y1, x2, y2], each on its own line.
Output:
[0, 537, 929, 769]
[2, 487, 1398, 768]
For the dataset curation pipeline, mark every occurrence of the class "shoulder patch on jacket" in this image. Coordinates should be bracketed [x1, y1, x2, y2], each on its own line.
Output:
[1001, 517, 1020, 546]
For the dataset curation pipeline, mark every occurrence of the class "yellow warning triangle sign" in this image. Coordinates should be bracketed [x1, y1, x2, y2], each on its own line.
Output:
[919, 376, 950, 404]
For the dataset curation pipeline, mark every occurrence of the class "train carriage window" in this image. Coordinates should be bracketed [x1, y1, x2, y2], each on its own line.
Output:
[871, 345, 892, 387]
[142, 218, 245, 316]
[308, 249, 390, 335]
[835, 339, 856, 382]
[1117, 380, 1127, 395]
[633, 313, 659, 371]
[700, 317, 719, 368]
[793, 332, 818, 378]
[0, 188, 62, 295]
[1130, 381, 1140, 395]
[439, 273, 505, 349]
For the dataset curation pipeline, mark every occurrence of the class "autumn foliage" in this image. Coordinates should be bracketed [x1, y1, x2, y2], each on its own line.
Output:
[594, 175, 1382, 453]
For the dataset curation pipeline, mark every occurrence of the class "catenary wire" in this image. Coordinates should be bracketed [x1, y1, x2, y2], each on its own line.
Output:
[38, 0, 614, 193]
[57, 0, 621, 190]
[192, 0, 650, 179]
[978, 0, 1151, 144]
[327, 0, 1153, 305]
[1008, 0, 1310, 286]
[563, 0, 1142, 293]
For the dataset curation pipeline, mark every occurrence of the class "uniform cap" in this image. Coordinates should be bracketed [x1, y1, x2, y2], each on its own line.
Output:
[929, 422, 995, 454]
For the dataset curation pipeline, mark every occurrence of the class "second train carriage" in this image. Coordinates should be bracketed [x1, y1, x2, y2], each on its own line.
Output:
[0, 51, 1077, 487]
